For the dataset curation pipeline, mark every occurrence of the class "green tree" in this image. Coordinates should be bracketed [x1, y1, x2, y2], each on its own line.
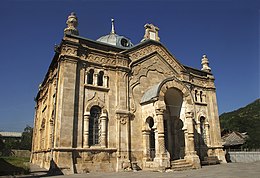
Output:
[220, 99, 260, 149]
[20, 125, 33, 151]
[0, 135, 5, 155]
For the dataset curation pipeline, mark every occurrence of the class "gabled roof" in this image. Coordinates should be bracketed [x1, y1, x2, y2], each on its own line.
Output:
[222, 131, 248, 146]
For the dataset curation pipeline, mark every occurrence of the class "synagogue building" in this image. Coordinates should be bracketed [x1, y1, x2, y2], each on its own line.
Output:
[31, 13, 226, 174]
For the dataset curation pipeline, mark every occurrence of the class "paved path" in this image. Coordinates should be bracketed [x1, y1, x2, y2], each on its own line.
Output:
[25, 162, 260, 178]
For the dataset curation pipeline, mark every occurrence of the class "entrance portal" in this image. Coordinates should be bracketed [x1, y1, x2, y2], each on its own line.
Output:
[164, 88, 185, 160]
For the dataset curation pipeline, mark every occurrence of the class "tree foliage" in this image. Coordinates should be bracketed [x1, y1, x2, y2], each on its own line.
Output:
[0, 125, 33, 155]
[20, 125, 33, 151]
[220, 99, 260, 149]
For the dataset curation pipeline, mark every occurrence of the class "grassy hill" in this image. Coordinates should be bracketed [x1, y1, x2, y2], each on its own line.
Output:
[219, 99, 260, 149]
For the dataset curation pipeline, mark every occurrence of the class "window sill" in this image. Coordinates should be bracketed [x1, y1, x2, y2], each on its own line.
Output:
[84, 84, 110, 92]
[195, 102, 207, 106]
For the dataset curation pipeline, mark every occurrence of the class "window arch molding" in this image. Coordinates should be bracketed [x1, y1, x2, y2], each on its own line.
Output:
[85, 100, 107, 114]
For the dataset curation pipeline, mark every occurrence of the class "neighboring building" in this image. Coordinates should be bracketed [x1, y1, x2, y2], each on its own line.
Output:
[222, 131, 248, 150]
[0, 132, 22, 142]
[31, 13, 226, 174]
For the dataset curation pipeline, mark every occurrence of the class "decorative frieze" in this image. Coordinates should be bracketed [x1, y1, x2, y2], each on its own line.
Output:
[61, 45, 78, 56]
[82, 53, 128, 67]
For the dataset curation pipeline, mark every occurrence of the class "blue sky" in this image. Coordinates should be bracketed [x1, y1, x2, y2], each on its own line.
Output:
[0, 0, 259, 132]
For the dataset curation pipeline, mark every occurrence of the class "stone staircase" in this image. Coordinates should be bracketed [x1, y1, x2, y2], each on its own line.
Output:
[170, 159, 194, 171]
[201, 156, 220, 165]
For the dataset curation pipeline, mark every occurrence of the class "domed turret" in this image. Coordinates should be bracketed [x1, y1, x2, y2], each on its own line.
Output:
[97, 19, 134, 48]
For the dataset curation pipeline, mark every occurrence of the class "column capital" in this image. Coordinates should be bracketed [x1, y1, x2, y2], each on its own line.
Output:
[185, 111, 194, 119]
[155, 109, 165, 115]
[84, 112, 90, 116]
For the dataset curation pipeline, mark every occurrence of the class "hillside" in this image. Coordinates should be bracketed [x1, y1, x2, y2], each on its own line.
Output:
[219, 99, 260, 148]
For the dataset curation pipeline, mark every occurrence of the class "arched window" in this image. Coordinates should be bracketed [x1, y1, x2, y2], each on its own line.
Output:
[87, 69, 94, 84]
[89, 106, 101, 145]
[97, 71, 104, 86]
[195, 90, 198, 101]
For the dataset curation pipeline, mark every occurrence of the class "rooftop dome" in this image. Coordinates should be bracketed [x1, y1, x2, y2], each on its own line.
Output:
[97, 19, 134, 49]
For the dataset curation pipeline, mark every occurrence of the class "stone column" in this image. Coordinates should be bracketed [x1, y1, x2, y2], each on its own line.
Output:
[156, 110, 166, 156]
[142, 130, 150, 161]
[205, 121, 210, 146]
[104, 75, 109, 87]
[154, 109, 170, 168]
[83, 112, 90, 148]
[196, 92, 200, 102]
[100, 113, 107, 148]
[93, 72, 98, 86]
[184, 109, 200, 168]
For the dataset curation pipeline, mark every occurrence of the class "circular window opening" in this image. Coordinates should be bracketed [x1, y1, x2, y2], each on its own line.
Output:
[121, 38, 129, 47]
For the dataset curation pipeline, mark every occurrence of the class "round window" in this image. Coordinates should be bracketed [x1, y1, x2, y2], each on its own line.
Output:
[121, 38, 129, 47]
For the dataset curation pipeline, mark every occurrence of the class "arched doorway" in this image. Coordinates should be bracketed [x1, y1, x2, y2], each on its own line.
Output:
[164, 88, 185, 160]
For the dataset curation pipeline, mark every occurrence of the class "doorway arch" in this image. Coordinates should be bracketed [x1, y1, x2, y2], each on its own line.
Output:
[164, 88, 185, 160]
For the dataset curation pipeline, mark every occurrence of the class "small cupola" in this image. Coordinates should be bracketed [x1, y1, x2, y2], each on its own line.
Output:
[97, 19, 134, 48]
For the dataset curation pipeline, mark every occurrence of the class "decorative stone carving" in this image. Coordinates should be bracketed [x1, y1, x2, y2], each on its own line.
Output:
[61, 45, 78, 56]
[64, 12, 79, 35]
[141, 23, 160, 42]
[129, 45, 184, 73]
[201, 54, 211, 72]
[130, 56, 174, 88]
[85, 92, 106, 112]
[85, 53, 128, 67]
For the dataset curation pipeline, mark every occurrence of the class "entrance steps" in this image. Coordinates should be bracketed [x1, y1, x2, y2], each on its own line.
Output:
[170, 159, 194, 171]
[201, 156, 220, 165]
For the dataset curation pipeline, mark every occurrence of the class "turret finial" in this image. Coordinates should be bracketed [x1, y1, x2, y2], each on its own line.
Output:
[201, 54, 211, 72]
[141, 23, 160, 42]
[64, 12, 79, 36]
[111, 18, 115, 34]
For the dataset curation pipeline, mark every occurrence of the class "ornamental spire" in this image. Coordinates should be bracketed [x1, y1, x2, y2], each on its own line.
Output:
[201, 54, 211, 72]
[111, 18, 115, 34]
[141, 23, 160, 42]
[64, 12, 79, 36]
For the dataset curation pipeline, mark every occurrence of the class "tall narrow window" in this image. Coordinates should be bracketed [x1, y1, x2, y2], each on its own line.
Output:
[200, 91, 203, 102]
[89, 106, 101, 146]
[195, 90, 198, 101]
[200, 117, 207, 144]
[87, 69, 94, 84]
[97, 71, 104, 86]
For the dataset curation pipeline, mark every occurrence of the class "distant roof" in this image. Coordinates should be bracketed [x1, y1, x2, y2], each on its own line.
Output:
[222, 131, 247, 146]
[0, 132, 22, 137]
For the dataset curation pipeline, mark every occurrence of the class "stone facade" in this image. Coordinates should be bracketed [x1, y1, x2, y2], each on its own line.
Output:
[31, 13, 226, 174]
